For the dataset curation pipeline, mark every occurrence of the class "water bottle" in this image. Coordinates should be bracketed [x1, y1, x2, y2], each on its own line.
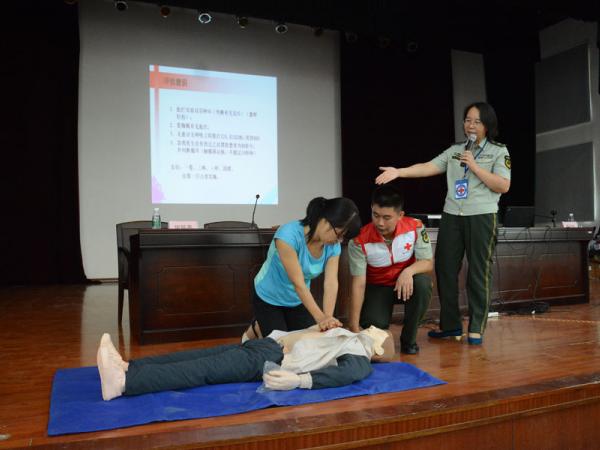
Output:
[568, 213, 575, 222]
[152, 207, 161, 229]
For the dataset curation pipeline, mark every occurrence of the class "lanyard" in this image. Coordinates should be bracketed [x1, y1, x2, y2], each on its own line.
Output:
[463, 139, 487, 177]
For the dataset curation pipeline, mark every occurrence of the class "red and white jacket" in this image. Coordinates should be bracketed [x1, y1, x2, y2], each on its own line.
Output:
[353, 217, 423, 287]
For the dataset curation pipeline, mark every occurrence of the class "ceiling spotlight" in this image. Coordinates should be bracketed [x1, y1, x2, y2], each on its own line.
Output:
[275, 22, 288, 34]
[313, 27, 324, 37]
[406, 40, 419, 53]
[198, 12, 212, 24]
[236, 16, 248, 28]
[345, 31, 358, 44]
[377, 35, 392, 49]
[159, 5, 170, 18]
[114, 0, 127, 11]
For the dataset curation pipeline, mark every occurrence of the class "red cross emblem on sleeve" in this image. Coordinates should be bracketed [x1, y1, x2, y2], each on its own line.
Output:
[404, 242, 412, 251]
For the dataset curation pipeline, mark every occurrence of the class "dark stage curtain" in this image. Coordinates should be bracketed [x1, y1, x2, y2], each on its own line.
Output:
[483, 22, 539, 209]
[340, 33, 454, 222]
[0, 2, 87, 284]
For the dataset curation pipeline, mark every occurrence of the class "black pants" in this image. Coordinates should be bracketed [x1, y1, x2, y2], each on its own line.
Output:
[359, 273, 432, 346]
[435, 212, 497, 334]
[252, 286, 316, 337]
[125, 338, 283, 396]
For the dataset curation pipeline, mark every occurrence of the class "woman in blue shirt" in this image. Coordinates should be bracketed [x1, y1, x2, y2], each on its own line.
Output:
[250, 197, 361, 337]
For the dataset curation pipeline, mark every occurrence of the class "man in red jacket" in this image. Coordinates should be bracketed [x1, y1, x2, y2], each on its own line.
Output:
[348, 185, 433, 354]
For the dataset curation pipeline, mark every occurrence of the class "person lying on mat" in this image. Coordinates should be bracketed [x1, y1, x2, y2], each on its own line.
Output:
[97, 325, 395, 401]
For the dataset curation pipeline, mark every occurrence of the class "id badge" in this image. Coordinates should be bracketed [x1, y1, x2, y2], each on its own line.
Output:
[455, 178, 468, 199]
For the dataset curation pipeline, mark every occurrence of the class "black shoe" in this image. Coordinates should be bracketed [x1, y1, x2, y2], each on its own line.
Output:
[427, 328, 462, 339]
[400, 342, 419, 355]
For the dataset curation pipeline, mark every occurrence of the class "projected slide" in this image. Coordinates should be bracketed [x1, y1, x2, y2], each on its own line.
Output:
[149, 65, 278, 204]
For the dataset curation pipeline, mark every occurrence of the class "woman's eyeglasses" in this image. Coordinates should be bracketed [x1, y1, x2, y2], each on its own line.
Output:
[328, 221, 345, 242]
[463, 118, 483, 126]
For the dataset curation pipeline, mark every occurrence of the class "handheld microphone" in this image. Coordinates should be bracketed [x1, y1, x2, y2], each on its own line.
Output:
[460, 134, 477, 168]
[250, 194, 260, 229]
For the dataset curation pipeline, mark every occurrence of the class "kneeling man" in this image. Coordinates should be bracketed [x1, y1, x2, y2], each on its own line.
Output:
[348, 185, 433, 354]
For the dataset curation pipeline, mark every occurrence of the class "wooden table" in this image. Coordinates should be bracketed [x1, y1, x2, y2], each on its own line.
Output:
[129, 227, 594, 344]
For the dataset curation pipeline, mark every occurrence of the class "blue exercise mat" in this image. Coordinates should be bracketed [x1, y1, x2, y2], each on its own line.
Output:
[48, 362, 445, 435]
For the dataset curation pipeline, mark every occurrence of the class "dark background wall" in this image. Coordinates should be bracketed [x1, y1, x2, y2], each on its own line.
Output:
[340, 31, 454, 220]
[341, 15, 539, 223]
[534, 42, 596, 221]
[536, 143, 595, 220]
[482, 22, 539, 210]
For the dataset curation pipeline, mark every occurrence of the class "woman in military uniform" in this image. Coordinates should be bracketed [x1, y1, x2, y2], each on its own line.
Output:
[375, 102, 511, 345]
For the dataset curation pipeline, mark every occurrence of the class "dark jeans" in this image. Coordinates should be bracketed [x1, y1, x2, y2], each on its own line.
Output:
[125, 338, 283, 396]
[252, 286, 315, 337]
[359, 273, 432, 346]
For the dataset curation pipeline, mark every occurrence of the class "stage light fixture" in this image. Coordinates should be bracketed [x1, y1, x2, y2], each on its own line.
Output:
[236, 16, 248, 28]
[198, 12, 212, 24]
[406, 40, 419, 53]
[345, 31, 358, 44]
[275, 22, 288, 34]
[377, 35, 391, 49]
[114, 0, 127, 11]
[313, 27, 324, 37]
[159, 5, 170, 18]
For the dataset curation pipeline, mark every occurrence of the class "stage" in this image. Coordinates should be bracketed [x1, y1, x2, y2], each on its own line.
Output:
[1, 277, 599, 449]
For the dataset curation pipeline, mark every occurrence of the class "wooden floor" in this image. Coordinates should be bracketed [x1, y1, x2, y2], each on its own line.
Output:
[1, 276, 600, 449]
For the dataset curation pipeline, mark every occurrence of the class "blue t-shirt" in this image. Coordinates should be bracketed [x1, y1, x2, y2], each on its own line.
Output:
[254, 220, 341, 307]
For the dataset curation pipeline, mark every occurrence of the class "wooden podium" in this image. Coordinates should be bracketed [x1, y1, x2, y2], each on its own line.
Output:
[129, 227, 594, 344]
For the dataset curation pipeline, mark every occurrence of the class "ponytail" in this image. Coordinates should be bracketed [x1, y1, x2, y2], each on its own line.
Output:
[300, 197, 362, 242]
[301, 197, 328, 242]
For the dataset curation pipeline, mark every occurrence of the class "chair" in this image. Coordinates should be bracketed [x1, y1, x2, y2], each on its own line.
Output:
[116, 220, 167, 324]
[409, 214, 429, 227]
[407, 213, 442, 227]
[203, 221, 257, 229]
[502, 206, 535, 228]
[589, 223, 600, 258]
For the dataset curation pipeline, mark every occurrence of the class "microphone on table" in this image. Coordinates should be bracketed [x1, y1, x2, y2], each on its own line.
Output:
[460, 133, 477, 168]
[251, 194, 260, 229]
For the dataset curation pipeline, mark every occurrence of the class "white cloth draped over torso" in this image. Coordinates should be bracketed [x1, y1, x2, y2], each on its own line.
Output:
[267, 328, 374, 374]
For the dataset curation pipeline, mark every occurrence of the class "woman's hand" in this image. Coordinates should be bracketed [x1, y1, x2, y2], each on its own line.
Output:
[318, 316, 342, 331]
[375, 166, 400, 185]
[459, 150, 478, 170]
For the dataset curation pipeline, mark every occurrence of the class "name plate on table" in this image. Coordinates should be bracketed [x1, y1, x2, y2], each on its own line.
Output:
[168, 220, 199, 229]
[561, 221, 579, 228]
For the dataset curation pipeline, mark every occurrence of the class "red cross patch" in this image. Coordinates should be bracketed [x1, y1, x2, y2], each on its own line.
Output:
[404, 242, 412, 251]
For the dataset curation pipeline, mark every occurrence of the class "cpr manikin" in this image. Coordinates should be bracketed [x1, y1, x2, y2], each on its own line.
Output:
[97, 326, 395, 401]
